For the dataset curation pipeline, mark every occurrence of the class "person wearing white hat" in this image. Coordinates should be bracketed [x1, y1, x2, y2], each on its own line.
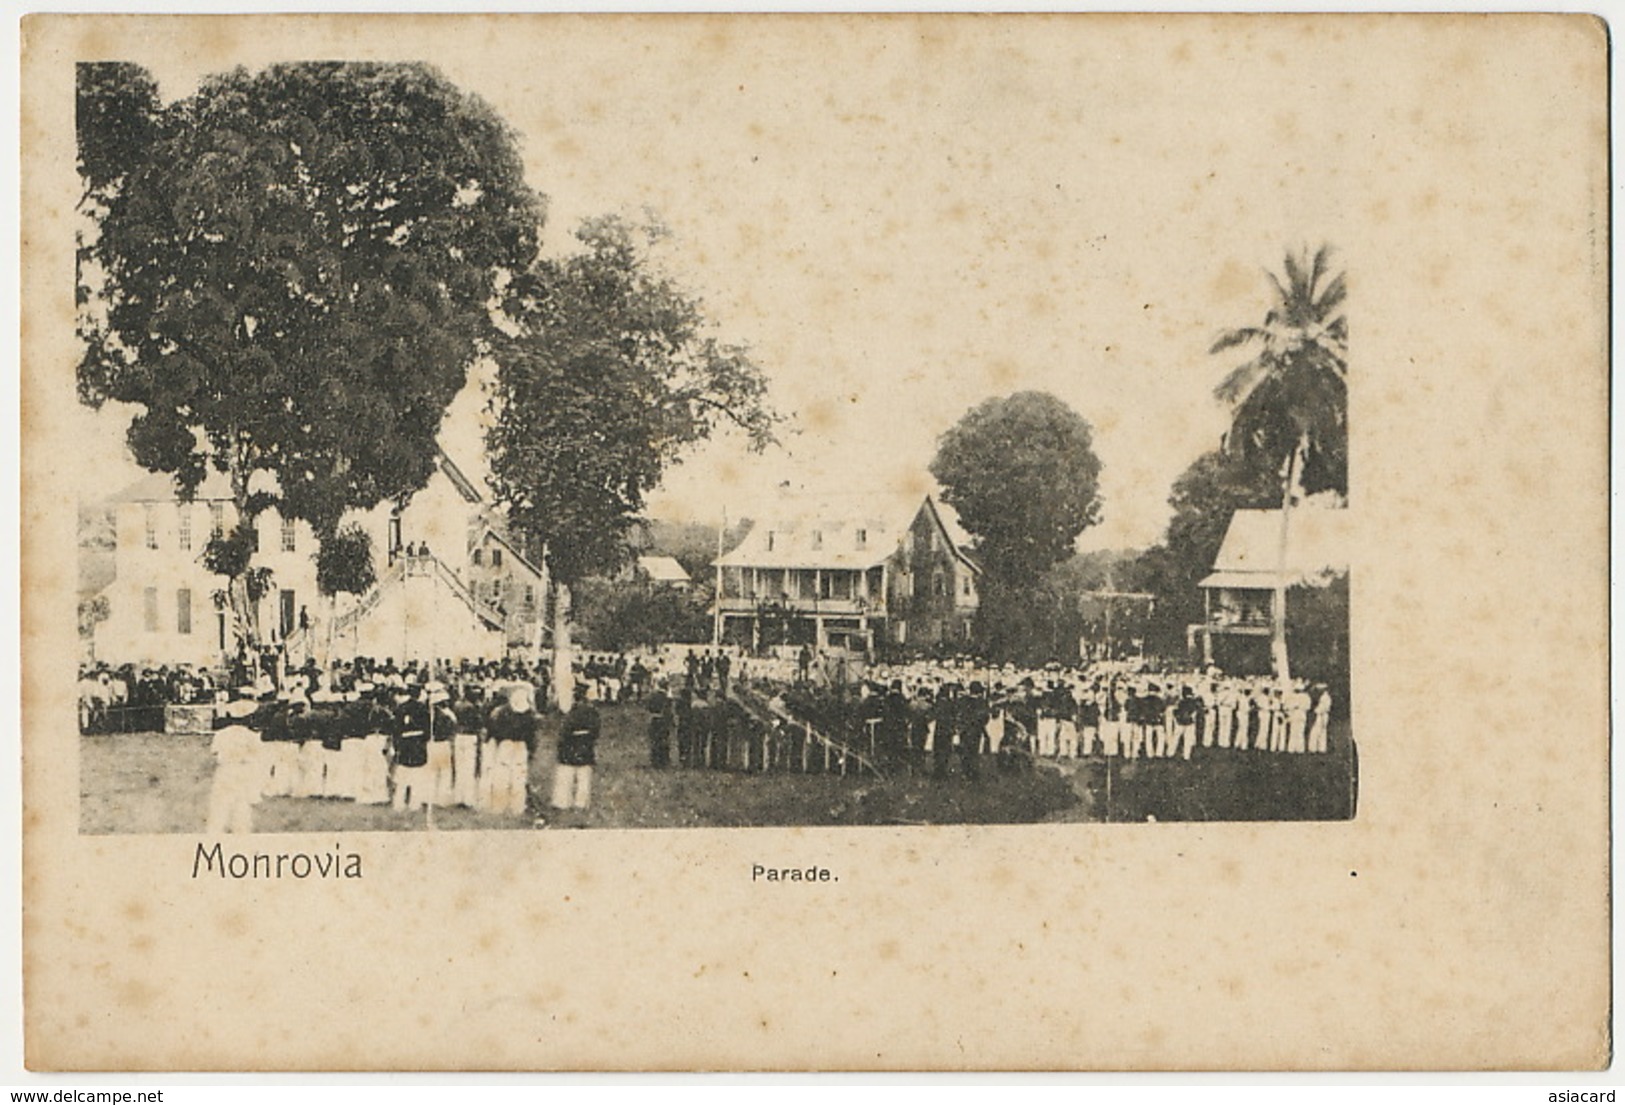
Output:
[309, 688, 344, 798]
[287, 695, 324, 799]
[1233, 686, 1254, 752]
[205, 695, 262, 835]
[424, 682, 458, 807]
[355, 683, 393, 805]
[1215, 681, 1237, 750]
[487, 683, 537, 817]
[1285, 683, 1311, 754]
[330, 690, 365, 800]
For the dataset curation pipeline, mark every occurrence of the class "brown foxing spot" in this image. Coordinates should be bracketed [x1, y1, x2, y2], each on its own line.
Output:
[700, 26, 732, 55]
[1209, 259, 1254, 304]
[803, 397, 838, 434]
[985, 359, 1019, 390]
[117, 978, 158, 1009]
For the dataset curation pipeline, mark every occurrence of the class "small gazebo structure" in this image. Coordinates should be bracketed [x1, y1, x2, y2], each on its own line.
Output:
[1192, 506, 1348, 667]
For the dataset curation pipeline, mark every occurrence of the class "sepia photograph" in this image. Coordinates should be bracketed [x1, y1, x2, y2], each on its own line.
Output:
[72, 48, 1351, 838]
[21, 13, 1608, 1072]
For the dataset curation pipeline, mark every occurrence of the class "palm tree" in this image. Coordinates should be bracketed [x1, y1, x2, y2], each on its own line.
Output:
[1211, 245, 1347, 680]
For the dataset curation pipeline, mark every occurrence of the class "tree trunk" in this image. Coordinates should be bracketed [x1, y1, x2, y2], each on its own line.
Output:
[551, 580, 574, 713]
[324, 592, 337, 666]
[225, 458, 262, 656]
[1271, 434, 1306, 683]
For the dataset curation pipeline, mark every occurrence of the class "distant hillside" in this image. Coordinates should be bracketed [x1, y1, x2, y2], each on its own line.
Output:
[635, 517, 753, 578]
[78, 504, 117, 595]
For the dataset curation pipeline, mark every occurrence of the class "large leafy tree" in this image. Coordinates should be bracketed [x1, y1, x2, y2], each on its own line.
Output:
[929, 391, 1103, 661]
[1210, 245, 1348, 677]
[487, 216, 778, 707]
[76, 61, 544, 647]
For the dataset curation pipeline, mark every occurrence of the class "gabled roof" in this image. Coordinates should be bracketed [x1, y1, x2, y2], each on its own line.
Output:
[1200, 507, 1349, 589]
[637, 555, 691, 584]
[715, 492, 982, 574]
[107, 445, 486, 508]
[434, 447, 484, 505]
[107, 469, 235, 504]
[469, 522, 546, 580]
[715, 493, 916, 570]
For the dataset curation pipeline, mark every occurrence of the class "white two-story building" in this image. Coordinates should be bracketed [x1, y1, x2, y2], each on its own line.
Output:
[90, 447, 546, 667]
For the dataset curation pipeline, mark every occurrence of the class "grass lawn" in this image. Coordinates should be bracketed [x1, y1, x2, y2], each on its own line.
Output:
[80, 702, 1083, 834]
[80, 706, 1353, 833]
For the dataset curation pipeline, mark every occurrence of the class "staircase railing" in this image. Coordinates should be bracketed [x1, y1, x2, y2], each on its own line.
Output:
[734, 686, 885, 778]
[329, 559, 405, 638]
[427, 555, 505, 629]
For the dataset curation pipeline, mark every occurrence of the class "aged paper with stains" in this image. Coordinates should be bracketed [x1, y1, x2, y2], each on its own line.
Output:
[21, 13, 1609, 1070]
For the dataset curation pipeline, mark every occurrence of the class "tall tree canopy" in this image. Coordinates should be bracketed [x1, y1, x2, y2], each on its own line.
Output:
[1212, 244, 1348, 499]
[487, 216, 778, 589]
[930, 390, 1103, 583]
[1211, 244, 1348, 678]
[929, 390, 1103, 662]
[486, 216, 778, 705]
[77, 61, 544, 641]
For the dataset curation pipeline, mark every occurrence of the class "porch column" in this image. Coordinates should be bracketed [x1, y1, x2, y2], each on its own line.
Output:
[1203, 588, 1213, 665]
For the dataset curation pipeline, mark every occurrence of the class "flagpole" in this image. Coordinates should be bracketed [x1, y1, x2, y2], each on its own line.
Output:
[712, 505, 726, 649]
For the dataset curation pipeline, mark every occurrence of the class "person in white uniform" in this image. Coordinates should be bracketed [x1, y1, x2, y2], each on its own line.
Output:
[205, 694, 262, 835]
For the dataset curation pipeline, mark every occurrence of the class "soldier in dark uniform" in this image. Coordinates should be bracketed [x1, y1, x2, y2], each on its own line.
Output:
[390, 687, 431, 811]
[675, 686, 696, 769]
[1008, 682, 1038, 767]
[646, 680, 673, 768]
[959, 682, 989, 781]
[1173, 686, 1201, 760]
[552, 685, 600, 820]
[880, 680, 910, 774]
[931, 683, 960, 780]
[1078, 683, 1102, 757]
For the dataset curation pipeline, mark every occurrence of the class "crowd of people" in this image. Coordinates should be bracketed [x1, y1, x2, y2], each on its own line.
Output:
[201, 665, 568, 835]
[754, 658, 1339, 780]
[73, 652, 605, 835]
[77, 662, 218, 733]
[84, 642, 1340, 833]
